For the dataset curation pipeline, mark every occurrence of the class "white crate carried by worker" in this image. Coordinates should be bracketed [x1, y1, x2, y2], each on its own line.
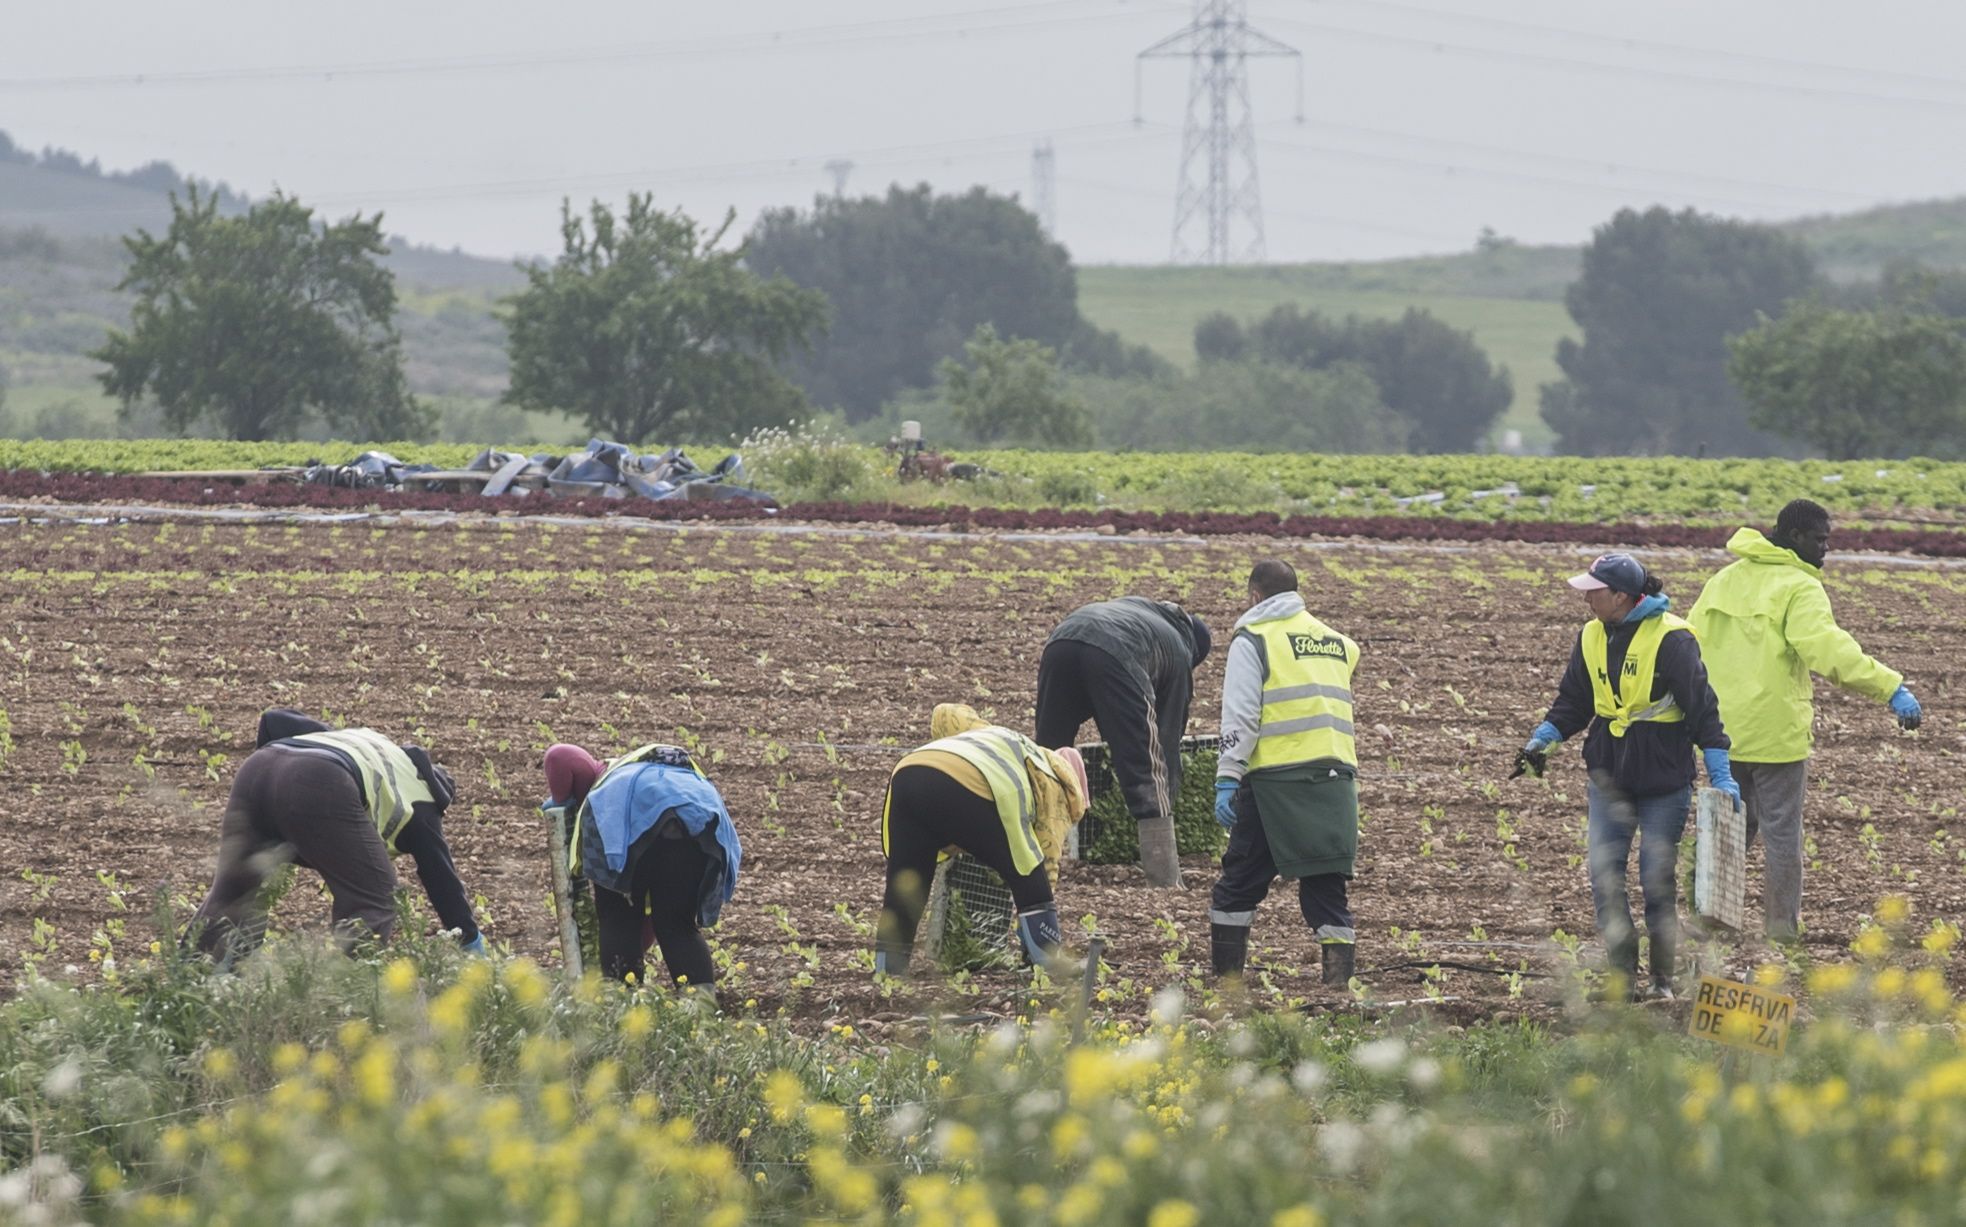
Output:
[1694, 786, 1747, 932]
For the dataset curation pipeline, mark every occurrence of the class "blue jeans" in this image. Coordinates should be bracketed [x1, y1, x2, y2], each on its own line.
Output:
[1585, 773, 1690, 990]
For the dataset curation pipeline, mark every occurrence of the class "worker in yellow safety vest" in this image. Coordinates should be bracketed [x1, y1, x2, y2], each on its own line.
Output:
[1514, 553, 1736, 1002]
[875, 704, 1089, 976]
[1209, 560, 1365, 988]
[190, 708, 481, 963]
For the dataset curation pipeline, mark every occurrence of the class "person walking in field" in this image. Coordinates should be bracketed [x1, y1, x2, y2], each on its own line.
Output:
[1516, 553, 1738, 1001]
[1688, 498, 1922, 942]
[190, 708, 482, 963]
[876, 704, 1089, 976]
[1208, 561, 1365, 988]
[1035, 596, 1211, 887]
[541, 742, 742, 988]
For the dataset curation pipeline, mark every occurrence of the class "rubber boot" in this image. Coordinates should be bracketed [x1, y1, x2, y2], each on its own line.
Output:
[1320, 941, 1355, 986]
[1210, 923, 1249, 980]
[873, 942, 912, 978]
[1016, 906, 1065, 968]
[1137, 816, 1182, 888]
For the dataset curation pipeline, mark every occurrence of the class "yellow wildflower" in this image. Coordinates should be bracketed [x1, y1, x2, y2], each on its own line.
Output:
[1148, 1200, 1201, 1227]
[380, 958, 419, 996]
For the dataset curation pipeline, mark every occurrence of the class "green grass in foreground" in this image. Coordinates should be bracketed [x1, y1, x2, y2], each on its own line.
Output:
[0, 898, 1960, 1223]
[1076, 265, 1576, 449]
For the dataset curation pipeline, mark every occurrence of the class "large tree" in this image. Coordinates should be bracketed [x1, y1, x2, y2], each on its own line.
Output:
[940, 324, 1091, 447]
[94, 188, 428, 441]
[503, 196, 827, 444]
[1540, 206, 1818, 456]
[1729, 301, 1966, 459]
[745, 184, 1161, 420]
[1221, 306, 1512, 452]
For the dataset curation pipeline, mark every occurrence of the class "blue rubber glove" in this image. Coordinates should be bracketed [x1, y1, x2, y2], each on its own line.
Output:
[1214, 778, 1240, 829]
[1890, 684, 1922, 731]
[1524, 721, 1561, 753]
[1702, 748, 1741, 807]
[461, 934, 487, 956]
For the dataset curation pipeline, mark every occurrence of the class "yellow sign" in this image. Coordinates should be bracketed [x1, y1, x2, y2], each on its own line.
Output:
[1689, 975, 1795, 1056]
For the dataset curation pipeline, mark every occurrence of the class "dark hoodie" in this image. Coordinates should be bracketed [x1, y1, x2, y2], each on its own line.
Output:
[253, 708, 475, 941]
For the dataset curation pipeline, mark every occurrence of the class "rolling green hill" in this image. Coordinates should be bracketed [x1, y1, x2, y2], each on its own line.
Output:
[1075, 264, 1575, 447]
[13, 136, 1966, 449]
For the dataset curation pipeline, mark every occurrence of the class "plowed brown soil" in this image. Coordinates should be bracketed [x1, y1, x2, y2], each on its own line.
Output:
[2, 514, 1959, 1027]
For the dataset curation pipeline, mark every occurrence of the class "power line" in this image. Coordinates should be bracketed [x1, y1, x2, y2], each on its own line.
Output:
[0, 120, 1177, 219]
[1283, 118, 1880, 206]
[1057, 172, 1468, 245]
[1256, 10, 1966, 114]
[0, 0, 1148, 91]
[1297, 0, 1966, 97]
[1256, 131, 1809, 214]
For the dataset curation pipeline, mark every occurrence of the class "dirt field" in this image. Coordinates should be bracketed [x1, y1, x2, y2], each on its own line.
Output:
[2, 510, 1959, 1026]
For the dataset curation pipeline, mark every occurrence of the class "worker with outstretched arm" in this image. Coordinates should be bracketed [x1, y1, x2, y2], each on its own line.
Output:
[542, 742, 741, 988]
[1689, 498, 1922, 941]
[876, 703, 1089, 976]
[1035, 596, 1210, 887]
[190, 708, 481, 963]
[1516, 553, 1736, 1001]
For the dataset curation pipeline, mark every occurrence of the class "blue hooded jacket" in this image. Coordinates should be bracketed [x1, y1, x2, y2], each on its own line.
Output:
[577, 758, 742, 926]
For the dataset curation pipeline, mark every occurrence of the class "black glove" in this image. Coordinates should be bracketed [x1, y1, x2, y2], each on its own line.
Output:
[1509, 746, 1549, 780]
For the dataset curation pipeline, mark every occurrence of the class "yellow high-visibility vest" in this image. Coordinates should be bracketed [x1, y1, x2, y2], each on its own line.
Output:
[883, 726, 1050, 876]
[290, 728, 434, 851]
[1582, 612, 1695, 737]
[1243, 611, 1359, 771]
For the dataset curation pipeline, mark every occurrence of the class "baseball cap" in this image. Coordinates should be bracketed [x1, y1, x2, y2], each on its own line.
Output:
[1567, 552, 1647, 596]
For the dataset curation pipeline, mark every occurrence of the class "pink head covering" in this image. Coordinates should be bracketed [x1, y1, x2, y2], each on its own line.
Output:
[544, 743, 606, 807]
[1054, 746, 1090, 810]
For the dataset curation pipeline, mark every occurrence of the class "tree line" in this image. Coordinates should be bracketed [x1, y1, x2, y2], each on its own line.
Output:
[84, 184, 1966, 458]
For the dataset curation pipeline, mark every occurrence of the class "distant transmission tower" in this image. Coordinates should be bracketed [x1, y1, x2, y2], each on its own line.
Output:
[1030, 140, 1057, 234]
[824, 159, 854, 197]
[1137, 1, 1301, 264]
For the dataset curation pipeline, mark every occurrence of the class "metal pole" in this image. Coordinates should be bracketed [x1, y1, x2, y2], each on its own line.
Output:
[544, 805, 584, 983]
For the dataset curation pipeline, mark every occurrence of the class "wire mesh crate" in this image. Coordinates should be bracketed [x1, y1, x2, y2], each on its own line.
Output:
[1071, 734, 1222, 861]
[920, 852, 1020, 970]
[1694, 786, 1747, 931]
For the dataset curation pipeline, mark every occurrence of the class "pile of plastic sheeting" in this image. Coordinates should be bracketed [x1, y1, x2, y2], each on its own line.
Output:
[301, 439, 775, 504]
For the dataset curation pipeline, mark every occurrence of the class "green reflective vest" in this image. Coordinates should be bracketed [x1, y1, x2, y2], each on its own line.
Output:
[1243, 612, 1359, 772]
[290, 728, 434, 851]
[885, 726, 1051, 877]
[1582, 612, 1693, 738]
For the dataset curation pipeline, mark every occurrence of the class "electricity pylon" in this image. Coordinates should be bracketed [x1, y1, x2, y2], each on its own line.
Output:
[1138, 1, 1301, 264]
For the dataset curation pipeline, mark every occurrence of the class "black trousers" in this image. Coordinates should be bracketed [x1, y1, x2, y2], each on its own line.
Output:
[878, 766, 1054, 958]
[1034, 638, 1180, 825]
[1208, 783, 1353, 941]
[192, 746, 398, 961]
[593, 822, 717, 988]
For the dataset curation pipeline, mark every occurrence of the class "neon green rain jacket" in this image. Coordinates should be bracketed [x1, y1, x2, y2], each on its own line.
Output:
[1688, 527, 1902, 763]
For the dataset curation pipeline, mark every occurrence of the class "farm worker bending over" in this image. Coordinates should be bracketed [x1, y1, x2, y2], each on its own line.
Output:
[543, 743, 742, 988]
[190, 708, 481, 963]
[1689, 498, 1921, 942]
[1035, 596, 1211, 887]
[1209, 561, 1364, 989]
[876, 703, 1089, 976]
[1516, 553, 1735, 1002]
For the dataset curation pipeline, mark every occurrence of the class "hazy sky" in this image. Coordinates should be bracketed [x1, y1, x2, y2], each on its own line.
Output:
[6, 0, 1966, 266]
